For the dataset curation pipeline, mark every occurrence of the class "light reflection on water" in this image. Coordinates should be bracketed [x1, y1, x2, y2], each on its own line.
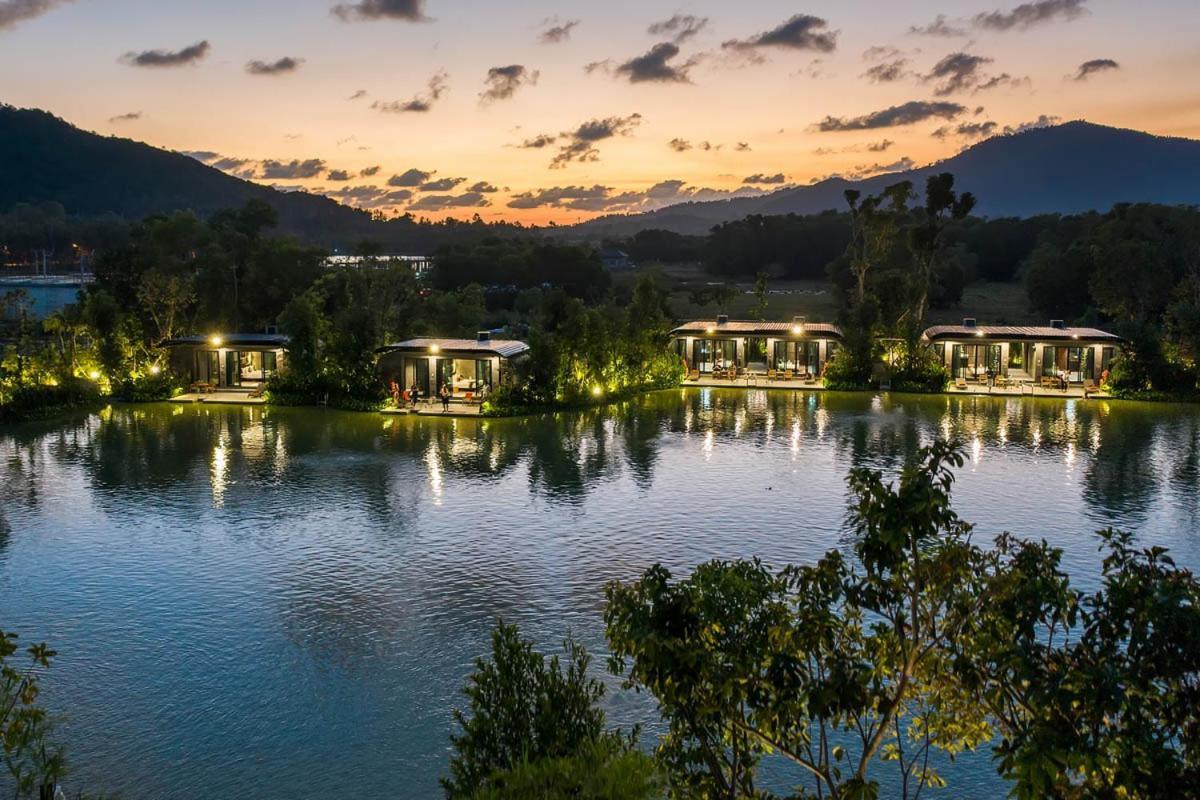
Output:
[1, 389, 1199, 800]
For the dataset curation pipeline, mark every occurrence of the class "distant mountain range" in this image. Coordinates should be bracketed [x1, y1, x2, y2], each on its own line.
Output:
[0, 105, 408, 249]
[575, 121, 1200, 236]
[2, 106, 1199, 245]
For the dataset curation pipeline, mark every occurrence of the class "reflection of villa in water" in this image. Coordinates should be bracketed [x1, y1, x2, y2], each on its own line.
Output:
[670, 316, 843, 379]
[925, 319, 1121, 386]
[376, 333, 530, 399]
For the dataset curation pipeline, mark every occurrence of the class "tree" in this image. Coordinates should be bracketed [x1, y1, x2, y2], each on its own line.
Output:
[751, 271, 769, 320]
[137, 270, 195, 344]
[906, 173, 975, 332]
[443, 621, 644, 799]
[1, 630, 65, 799]
[606, 441, 1200, 798]
[606, 441, 992, 800]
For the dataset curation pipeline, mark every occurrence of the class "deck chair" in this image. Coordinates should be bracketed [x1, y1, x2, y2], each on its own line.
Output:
[955, 377, 968, 390]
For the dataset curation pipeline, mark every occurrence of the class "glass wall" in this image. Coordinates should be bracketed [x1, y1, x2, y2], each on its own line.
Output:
[745, 338, 768, 369]
[694, 339, 736, 372]
[952, 344, 1002, 378]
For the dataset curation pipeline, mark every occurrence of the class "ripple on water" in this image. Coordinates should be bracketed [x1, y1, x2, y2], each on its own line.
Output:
[1, 391, 1198, 799]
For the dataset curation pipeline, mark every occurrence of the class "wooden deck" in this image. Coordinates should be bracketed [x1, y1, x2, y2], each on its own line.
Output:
[170, 391, 267, 405]
[686, 377, 1110, 400]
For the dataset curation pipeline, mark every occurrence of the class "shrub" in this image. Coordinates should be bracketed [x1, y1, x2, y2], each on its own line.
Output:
[443, 621, 637, 799]
[113, 371, 179, 402]
[468, 738, 662, 800]
[891, 348, 950, 393]
[265, 371, 386, 411]
[0, 377, 102, 423]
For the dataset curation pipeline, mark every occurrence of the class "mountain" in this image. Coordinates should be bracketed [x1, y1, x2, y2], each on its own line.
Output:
[0, 105, 392, 248]
[573, 122, 1200, 237]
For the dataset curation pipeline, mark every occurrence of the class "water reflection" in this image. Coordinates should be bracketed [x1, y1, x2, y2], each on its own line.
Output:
[2, 390, 1199, 800]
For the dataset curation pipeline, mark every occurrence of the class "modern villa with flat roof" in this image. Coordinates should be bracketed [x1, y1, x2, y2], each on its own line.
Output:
[924, 319, 1121, 386]
[670, 316, 843, 377]
[376, 333, 529, 399]
[163, 333, 288, 390]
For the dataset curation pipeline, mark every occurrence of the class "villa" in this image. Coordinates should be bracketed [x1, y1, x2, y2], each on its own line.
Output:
[923, 319, 1121, 388]
[376, 332, 529, 400]
[163, 332, 288, 392]
[670, 316, 843, 379]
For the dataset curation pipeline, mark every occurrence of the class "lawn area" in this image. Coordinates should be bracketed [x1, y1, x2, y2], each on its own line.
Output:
[650, 263, 1037, 325]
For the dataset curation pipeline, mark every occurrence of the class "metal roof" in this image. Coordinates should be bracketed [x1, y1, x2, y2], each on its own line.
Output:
[671, 320, 843, 338]
[161, 333, 290, 348]
[377, 338, 530, 358]
[923, 325, 1120, 342]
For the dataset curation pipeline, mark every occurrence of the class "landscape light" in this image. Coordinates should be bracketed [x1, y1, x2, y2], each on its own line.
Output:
[150, 365, 162, 376]
[89, 370, 100, 380]
[592, 386, 603, 397]
[210, 335, 224, 347]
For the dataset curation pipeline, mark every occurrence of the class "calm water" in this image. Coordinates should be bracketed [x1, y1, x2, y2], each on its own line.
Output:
[2, 390, 1199, 799]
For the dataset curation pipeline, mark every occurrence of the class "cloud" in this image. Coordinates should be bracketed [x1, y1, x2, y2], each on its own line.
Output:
[418, 176, 465, 191]
[260, 159, 327, 179]
[814, 100, 967, 132]
[932, 120, 999, 139]
[327, 169, 353, 181]
[647, 14, 708, 43]
[736, 142, 751, 152]
[372, 71, 448, 113]
[108, 111, 142, 123]
[507, 181, 765, 214]
[743, 173, 787, 185]
[545, 113, 643, 168]
[349, 89, 368, 100]
[1073, 58, 1119, 81]
[615, 42, 699, 83]
[863, 45, 903, 62]
[0, 0, 72, 31]
[122, 40, 210, 68]
[360, 165, 381, 177]
[246, 56, 304, 76]
[326, 185, 415, 209]
[332, 0, 428, 22]
[480, 64, 539, 104]
[388, 168, 434, 186]
[518, 134, 557, 149]
[668, 138, 692, 152]
[408, 192, 491, 212]
[862, 58, 909, 83]
[868, 139, 895, 152]
[973, 0, 1087, 31]
[722, 14, 838, 57]
[844, 157, 916, 179]
[468, 181, 498, 193]
[539, 18, 578, 44]
[183, 151, 256, 175]
[908, 14, 966, 37]
[975, 73, 1029, 92]
[1003, 114, 1062, 134]
[924, 52, 993, 95]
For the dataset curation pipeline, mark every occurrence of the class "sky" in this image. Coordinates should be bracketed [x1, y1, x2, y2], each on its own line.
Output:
[1, 0, 1198, 224]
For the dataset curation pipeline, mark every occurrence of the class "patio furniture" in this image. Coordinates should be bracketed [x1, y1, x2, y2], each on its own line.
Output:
[954, 378, 968, 390]
[687, 369, 700, 381]
[766, 369, 777, 381]
[779, 369, 794, 381]
[248, 384, 266, 399]
[1083, 380, 1099, 399]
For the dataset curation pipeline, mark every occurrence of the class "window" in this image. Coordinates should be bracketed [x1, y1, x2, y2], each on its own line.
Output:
[263, 351, 278, 378]
[475, 359, 493, 389]
[1101, 346, 1116, 374]
[693, 340, 713, 372]
[773, 341, 794, 370]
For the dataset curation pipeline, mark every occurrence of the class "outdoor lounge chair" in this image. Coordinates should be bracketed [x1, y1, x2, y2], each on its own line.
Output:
[766, 369, 777, 381]
[248, 384, 266, 399]
[687, 369, 700, 381]
[1083, 380, 1099, 399]
[954, 378, 968, 390]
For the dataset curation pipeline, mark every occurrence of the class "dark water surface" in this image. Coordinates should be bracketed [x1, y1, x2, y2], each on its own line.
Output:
[2, 390, 1198, 799]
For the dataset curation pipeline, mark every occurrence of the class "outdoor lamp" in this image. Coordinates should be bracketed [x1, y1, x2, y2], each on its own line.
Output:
[592, 386, 603, 397]
[210, 335, 224, 347]
[791, 325, 803, 335]
[430, 344, 441, 354]
[150, 365, 162, 376]
[89, 370, 100, 380]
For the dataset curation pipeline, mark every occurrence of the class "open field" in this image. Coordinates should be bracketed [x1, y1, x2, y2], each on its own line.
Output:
[652, 263, 1039, 325]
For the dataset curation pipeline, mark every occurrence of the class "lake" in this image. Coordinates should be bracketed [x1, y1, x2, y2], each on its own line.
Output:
[2, 389, 1198, 799]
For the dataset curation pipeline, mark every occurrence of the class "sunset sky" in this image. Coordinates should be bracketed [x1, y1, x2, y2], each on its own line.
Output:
[2, 0, 1197, 224]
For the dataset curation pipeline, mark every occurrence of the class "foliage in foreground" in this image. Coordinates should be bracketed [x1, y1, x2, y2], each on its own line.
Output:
[605, 441, 1200, 799]
[443, 621, 656, 800]
[1, 630, 64, 798]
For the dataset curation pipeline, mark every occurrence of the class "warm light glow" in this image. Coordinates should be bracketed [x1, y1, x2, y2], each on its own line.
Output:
[430, 344, 441, 354]
[791, 325, 803, 335]
[150, 365, 161, 376]
[705, 327, 715, 335]
[592, 386, 603, 397]
[88, 370, 100, 380]
[210, 335, 223, 347]
[975, 331, 984, 338]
